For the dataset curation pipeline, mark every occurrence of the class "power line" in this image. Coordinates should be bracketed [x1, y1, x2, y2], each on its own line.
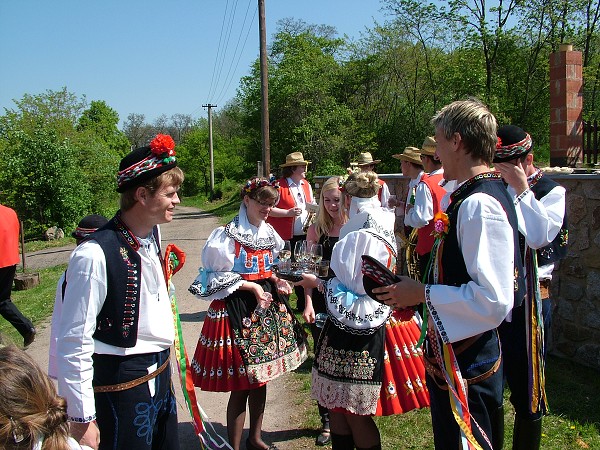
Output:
[214, 3, 257, 105]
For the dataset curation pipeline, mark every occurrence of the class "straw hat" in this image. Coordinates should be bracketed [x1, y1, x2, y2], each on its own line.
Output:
[279, 151, 311, 167]
[354, 152, 381, 166]
[420, 136, 437, 157]
[392, 147, 423, 166]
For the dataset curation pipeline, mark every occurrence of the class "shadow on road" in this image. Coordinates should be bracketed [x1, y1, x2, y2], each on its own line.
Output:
[179, 311, 206, 323]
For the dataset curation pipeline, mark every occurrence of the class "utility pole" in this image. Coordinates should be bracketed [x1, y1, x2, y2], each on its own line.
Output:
[258, 0, 270, 177]
[203, 103, 217, 198]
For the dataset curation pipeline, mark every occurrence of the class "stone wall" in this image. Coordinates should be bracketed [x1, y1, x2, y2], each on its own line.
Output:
[314, 173, 600, 371]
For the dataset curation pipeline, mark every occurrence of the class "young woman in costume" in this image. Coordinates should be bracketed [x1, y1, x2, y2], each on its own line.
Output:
[302, 176, 347, 446]
[297, 171, 430, 450]
[189, 177, 308, 450]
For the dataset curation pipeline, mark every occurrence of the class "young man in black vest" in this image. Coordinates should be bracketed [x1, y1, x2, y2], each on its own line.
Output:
[494, 125, 568, 450]
[372, 100, 524, 450]
[56, 135, 184, 450]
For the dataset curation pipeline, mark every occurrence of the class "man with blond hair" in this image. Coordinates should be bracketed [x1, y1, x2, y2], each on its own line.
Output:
[373, 99, 524, 450]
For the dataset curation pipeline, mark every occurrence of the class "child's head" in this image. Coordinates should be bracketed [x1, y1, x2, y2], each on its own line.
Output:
[0, 346, 71, 450]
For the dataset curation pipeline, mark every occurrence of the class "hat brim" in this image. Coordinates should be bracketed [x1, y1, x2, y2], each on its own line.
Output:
[116, 162, 177, 192]
[393, 155, 423, 166]
[279, 160, 311, 168]
[356, 160, 381, 166]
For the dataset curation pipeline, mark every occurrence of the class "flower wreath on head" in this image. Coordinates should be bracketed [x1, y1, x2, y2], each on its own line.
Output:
[338, 173, 350, 190]
[150, 134, 177, 164]
[243, 176, 280, 194]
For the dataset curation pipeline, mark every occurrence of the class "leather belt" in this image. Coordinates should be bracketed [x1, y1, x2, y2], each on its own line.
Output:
[94, 356, 170, 393]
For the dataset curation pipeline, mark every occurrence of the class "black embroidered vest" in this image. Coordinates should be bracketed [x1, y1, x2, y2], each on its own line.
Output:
[91, 214, 162, 348]
[442, 173, 526, 308]
[529, 173, 568, 265]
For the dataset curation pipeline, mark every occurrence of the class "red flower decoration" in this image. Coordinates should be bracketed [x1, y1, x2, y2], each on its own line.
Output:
[150, 134, 176, 157]
[496, 136, 503, 149]
[431, 211, 450, 240]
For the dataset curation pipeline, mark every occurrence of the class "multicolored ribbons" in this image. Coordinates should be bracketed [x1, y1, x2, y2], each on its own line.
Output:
[163, 244, 232, 450]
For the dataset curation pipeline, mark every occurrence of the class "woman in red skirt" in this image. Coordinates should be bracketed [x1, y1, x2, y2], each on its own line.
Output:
[189, 177, 307, 450]
[298, 171, 430, 450]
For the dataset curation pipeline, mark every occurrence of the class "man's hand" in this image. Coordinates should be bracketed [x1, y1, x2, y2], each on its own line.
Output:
[70, 421, 100, 449]
[371, 276, 425, 309]
[494, 162, 529, 195]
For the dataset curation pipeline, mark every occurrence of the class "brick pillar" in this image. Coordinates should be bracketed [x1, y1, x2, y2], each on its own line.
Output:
[550, 44, 583, 167]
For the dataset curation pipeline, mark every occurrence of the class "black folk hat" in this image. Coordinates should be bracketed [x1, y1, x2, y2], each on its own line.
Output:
[116, 134, 178, 192]
[72, 214, 109, 239]
[494, 125, 533, 163]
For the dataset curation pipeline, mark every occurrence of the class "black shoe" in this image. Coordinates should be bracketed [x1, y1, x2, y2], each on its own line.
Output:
[23, 327, 36, 348]
[316, 429, 331, 446]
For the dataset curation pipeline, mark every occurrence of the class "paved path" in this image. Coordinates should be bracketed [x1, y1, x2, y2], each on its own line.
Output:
[23, 206, 310, 450]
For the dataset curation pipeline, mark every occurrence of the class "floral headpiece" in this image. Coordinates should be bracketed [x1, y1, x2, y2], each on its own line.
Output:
[243, 176, 280, 195]
[338, 173, 350, 190]
[150, 134, 177, 164]
[116, 134, 178, 192]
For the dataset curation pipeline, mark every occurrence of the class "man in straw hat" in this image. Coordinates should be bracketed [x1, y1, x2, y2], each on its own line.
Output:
[494, 124, 567, 450]
[392, 147, 424, 232]
[402, 137, 447, 280]
[56, 134, 184, 450]
[268, 151, 315, 310]
[353, 152, 393, 210]
[373, 99, 525, 450]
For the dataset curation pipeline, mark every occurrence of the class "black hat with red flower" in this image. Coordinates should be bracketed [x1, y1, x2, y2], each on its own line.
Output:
[116, 134, 177, 192]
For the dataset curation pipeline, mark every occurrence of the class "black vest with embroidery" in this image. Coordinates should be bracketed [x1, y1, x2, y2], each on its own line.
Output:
[91, 215, 162, 348]
[529, 173, 568, 265]
[442, 173, 526, 308]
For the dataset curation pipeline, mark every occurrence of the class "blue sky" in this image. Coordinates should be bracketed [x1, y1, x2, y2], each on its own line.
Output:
[0, 1, 387, 126]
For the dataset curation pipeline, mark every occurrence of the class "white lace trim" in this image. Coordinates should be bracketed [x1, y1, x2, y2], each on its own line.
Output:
[311, 368, 381, 415]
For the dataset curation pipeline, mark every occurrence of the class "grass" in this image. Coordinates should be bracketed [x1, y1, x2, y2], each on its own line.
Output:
[0, 264, 67, 346]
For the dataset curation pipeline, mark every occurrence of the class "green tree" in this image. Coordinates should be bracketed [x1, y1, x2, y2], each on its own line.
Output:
[77, 100, 131, 157]
[1, 127, 91, 237]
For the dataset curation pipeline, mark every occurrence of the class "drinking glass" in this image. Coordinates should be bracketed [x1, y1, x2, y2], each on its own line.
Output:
[310, 243, 323, 274]
[294, 240, 307, 272]
[279, 240, 292, 272]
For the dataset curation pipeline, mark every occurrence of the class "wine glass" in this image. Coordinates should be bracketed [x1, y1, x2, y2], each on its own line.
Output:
[310, 243, 323, 274]
[294, 240, 307, 272]
[279, 240, 292, 272]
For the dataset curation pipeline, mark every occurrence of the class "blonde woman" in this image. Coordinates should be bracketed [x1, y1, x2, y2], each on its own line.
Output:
[0, 345, 88, 449]
[303, 176, 347, 446]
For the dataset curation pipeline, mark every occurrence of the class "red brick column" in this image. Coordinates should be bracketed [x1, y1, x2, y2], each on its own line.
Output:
[550, 44, 583, 167]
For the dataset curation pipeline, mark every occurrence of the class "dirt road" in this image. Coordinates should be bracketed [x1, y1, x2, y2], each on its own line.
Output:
[23, 205, 311, 450]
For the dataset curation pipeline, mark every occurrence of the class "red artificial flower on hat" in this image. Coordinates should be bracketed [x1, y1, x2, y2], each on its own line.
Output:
[496, 136, 503, 149]
[150, 134, 176, 157]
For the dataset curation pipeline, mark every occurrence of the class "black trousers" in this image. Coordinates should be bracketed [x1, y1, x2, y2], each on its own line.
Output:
[426, 330, 503, 450]
[0, 265, 34, 337]
[498, 301, 544, 420]
[93, 349, 179, 450]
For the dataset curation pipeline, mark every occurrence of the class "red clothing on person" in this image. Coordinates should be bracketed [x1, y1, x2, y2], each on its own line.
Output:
[0, 205, 20, 268]
[266, 177, 313, 240]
